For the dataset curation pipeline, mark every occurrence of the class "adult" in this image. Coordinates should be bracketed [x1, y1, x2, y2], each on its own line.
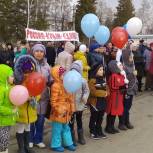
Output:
[46, 42, 56, 67]
[56, 42, 75, 71]
[0, 43, 14, 68]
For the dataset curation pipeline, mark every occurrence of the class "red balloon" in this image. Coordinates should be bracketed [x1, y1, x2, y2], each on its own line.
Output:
[25, 72, 46, 96]
[111, 27, 128, 49]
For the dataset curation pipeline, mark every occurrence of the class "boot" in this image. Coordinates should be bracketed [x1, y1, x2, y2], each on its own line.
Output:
[118, 116, 127, 131]
[71, 130, 77, 146]
[125, 116, 134, 129]
[78, 129, 86, 145]
[24, 131, 35, 153]
[16, 133, 26, 153]
[105, 115, 116, 134]
[111, 116, 119, 133]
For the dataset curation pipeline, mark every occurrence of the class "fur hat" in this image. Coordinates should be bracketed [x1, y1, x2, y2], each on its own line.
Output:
[108, 60, 121, 73]
[70, 60, 83, 75]
[32, 44, 46, 55]
[64, 42, 75, 53]
[14, 55, 37, 84]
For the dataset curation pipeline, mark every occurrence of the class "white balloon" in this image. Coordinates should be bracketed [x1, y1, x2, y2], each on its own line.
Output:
[126, 17, 142, 36]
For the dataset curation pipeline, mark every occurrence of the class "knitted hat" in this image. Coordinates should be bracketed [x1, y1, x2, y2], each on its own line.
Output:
[79, 44, 87, 53]
[70, 60, 83, 75]
[14, 55, 37, 84]
[64, 42, 75, 53]
[59, 67, 66, 76]
[108, 60, 120, 73]
[89, 42, 101, 52]
[32, 44, 46, 55]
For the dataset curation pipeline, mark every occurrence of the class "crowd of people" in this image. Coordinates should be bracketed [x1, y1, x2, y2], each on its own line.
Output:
[0, 39, 153, 153]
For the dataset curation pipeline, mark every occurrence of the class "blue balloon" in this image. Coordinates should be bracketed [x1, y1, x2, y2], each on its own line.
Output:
[63, 70, 82, 93]
[94, 25, 110, 45]
[81, 13, 100, 38]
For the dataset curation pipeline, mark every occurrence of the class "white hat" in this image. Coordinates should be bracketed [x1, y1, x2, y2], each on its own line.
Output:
[79, 44, 87, 53]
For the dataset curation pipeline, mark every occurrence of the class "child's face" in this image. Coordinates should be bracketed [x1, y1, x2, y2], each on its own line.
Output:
[8, 76, 14, 85]
[34, 50, 44, 60]
[96, 67, 104, 77]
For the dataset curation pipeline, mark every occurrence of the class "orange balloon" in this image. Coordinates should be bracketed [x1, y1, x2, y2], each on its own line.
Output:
[111, 27, 128, 49]
[25, 72, 46, 96]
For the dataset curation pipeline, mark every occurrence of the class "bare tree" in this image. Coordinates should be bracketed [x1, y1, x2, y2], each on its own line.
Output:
[136, 0, 153, 34]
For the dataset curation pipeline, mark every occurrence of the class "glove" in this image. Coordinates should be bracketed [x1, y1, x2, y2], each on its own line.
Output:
[124, 78, 129, 84]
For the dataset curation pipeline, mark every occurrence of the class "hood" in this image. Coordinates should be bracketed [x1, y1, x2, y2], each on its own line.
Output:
[0, 64, 13, 85]
[64, 42, 75, 54]
[74, 51, 84, 58]
[70, 60, 83, 75]
[89, 42, 101, 52]
[51, 66, 62, 83]
[14, 55, 38, 84]
[108, 60, 120, 73]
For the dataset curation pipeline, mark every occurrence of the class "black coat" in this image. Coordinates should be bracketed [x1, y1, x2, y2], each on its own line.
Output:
[0, 49, 14, 67]
[46, 47, 56, 67]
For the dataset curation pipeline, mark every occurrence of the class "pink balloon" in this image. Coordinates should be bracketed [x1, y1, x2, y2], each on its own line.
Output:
[9, 85, 29, 106]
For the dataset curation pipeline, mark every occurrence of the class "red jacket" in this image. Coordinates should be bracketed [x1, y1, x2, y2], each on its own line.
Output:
[149, 51, 153, 75]
[106, 73, 125, 116]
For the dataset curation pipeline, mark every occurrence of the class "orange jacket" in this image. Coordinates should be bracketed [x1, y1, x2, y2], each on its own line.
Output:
[49, 66, 75, 123]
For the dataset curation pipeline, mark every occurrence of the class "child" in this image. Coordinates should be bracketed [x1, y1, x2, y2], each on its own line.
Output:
[69, 61, 89, 145]
[29, 44, 53, 148]
[0, 64, 17, 153]
[118, 47, 138, 130]
[105, 60, 126, 134]
[14, 55, 38, 153]
[74, 44, 90, 80]
[49, 66, 76, 152]
[88, 64, 108, 139]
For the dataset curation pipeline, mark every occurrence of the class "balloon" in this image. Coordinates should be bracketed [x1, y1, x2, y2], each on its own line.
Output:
[63, 70, 82, 93]
[81, 13, 100, 38]
[94, 25, 110, 45]
[9, 85, 29, 106]
[25, 72, 46, 96]
[126, 17, 142, 36]
[111, 27, 128, 49]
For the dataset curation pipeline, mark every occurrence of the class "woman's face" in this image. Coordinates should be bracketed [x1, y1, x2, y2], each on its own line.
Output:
[33, 50, 44, 60]
[96, 67, 104, 77]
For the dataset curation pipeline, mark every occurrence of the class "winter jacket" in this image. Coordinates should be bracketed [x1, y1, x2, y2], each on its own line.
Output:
[0, 64, 16, 126]
[15, 47, 27, 59]
[144, 49, 152, 71]
[106, 73, 125, 116]
[88, 78, 107, 111]
[49, 66, 75, 123]
[149, 51, 153, 75]
[56, 42, 75, 71]
[0, 50, 14, 67]
[17, 74, 37, 124]
[133, 50, 145, 77]
[36, 59, 53, 115]
[122, 48, 138, 95]
[74, 51, 90, 80]
[46, 46, 56, 66]
[74, 79, 89, 111]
